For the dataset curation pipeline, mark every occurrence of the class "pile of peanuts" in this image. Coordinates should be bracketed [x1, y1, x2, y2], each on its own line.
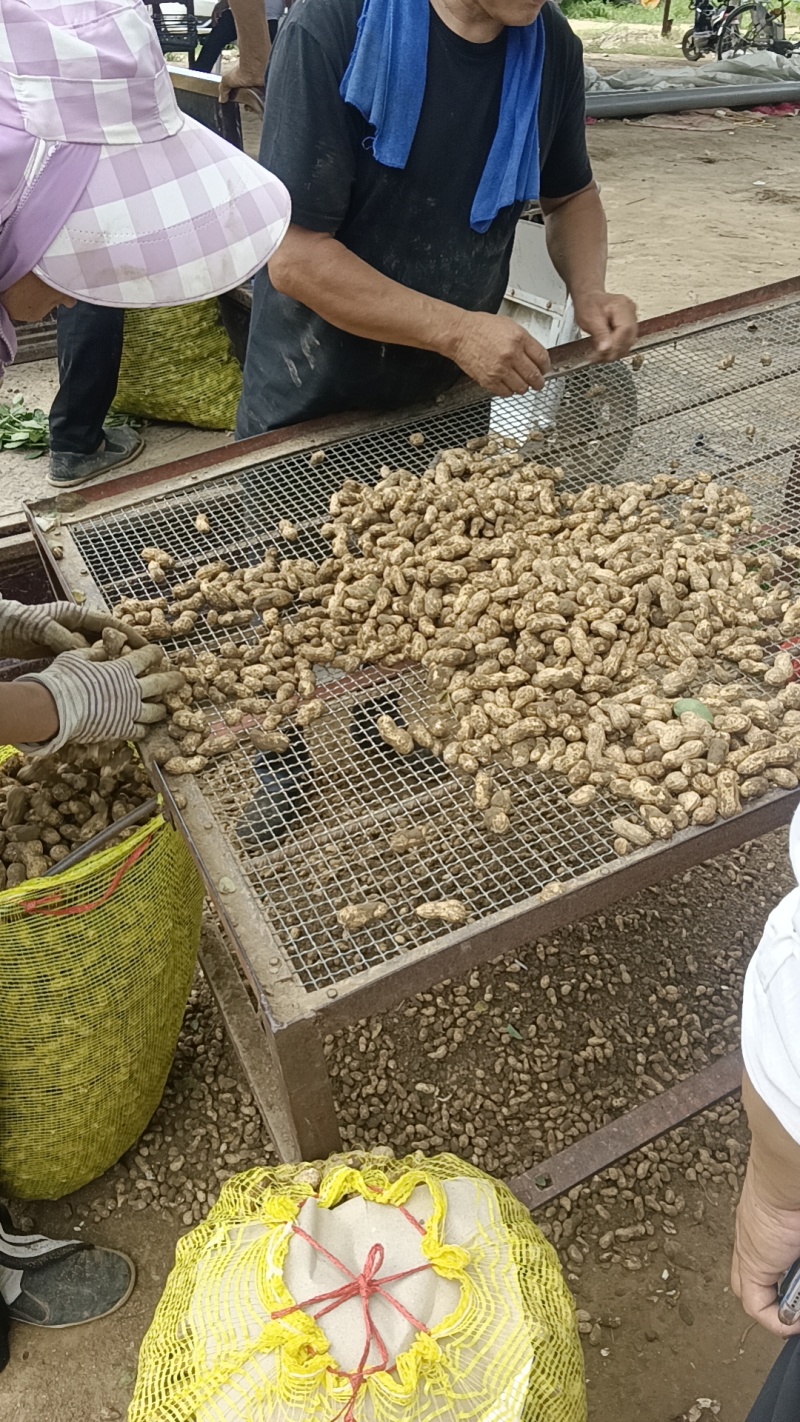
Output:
[0, 744, 153, 888]
[111, 435, 800, 851]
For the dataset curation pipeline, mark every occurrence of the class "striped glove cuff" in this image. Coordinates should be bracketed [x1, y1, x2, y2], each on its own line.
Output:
[16, 652, 141, 756]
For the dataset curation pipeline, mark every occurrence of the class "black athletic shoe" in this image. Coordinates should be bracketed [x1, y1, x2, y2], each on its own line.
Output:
[0, 1204, 135, 1365]
[48, 425, 144, 488]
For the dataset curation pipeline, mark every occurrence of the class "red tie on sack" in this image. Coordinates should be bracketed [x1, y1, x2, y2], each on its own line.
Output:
[271, 1208, 432, 1422]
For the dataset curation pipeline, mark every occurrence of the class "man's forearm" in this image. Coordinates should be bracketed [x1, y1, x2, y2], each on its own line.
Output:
[228, 0, 270, 84]
[0, 683, 59, 747]
[269, 227, 465, 357]
[744, 1071, 800, 1212]
[268, 225, 552, 397]
[540, 185, 636, 361]
[542, 183, 608, 301]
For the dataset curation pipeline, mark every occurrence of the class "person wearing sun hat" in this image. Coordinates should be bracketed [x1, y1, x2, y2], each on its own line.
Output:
[0, 0, 290, 375]
[47, 0, 287, 485]
[2, 0, 289, 483]
[0, 0, 290, 1362]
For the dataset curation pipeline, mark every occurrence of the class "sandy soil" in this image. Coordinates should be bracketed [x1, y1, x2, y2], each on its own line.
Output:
[0, 359, 227, 531]
[2, 104, 800, 1422]
[578, 19, 696, 58]
[594, 113, 800, 321]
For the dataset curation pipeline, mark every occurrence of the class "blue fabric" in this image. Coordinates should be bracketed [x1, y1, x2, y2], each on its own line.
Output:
[340, 0, 545, 234]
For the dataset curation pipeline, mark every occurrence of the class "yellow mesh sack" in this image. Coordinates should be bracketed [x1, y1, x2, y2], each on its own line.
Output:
[0, 813, 203, 1200]
[112, 301, 242, 430]
[128, 1152, 586, 1422]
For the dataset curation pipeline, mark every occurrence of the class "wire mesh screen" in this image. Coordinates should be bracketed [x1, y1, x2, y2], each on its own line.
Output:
[199, 671, 623, 991]
[66, 299, 800, 995]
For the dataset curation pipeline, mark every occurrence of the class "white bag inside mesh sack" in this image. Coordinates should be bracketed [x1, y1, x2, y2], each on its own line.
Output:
[189, 1178, 532, 1422]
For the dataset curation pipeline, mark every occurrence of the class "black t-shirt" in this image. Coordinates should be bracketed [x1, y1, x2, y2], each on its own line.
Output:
[237, 0, 592, 438]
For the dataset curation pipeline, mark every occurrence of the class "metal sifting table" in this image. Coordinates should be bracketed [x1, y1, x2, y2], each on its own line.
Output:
[26, 278, 800, 1173]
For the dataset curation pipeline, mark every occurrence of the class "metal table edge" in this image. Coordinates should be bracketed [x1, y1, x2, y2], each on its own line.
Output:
[306, 788, 800, 1027]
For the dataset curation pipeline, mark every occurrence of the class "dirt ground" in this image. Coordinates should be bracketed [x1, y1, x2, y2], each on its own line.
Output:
[0, 359, 226, 529]
[595, 111, 800, 321]
[3, 92, 800, 1422]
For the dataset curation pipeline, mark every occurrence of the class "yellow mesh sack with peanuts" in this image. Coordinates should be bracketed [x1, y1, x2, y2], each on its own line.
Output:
[112, 300, 242, 431]
[128, 1151, 586, 1422]
[0, 812, 203, 1200]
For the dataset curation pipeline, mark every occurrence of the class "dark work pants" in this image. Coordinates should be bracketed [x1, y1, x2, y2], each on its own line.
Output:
[195, 10, 278, 71]
[746, 1337, 800, 1421]
[49, 301, 125, 455]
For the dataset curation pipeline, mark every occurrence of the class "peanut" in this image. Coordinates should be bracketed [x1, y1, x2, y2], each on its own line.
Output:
[416, 899, 469, 926]
[337, 901, 388, 931]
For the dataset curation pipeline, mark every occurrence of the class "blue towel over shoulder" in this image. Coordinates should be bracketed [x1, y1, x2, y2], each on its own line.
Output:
[340, 0, 546, 234]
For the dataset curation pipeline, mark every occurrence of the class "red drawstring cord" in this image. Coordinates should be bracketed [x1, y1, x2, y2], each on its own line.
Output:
[271, 1212, 432, 1422]
[20, 837, 151, 917]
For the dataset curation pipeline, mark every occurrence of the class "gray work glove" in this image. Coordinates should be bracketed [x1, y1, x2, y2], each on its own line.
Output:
[15, 646, 184, 755]
[0, 599, 146, 661]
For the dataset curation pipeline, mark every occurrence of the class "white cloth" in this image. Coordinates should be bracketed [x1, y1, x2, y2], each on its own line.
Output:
[585, 49, 800, 94]
[0, 1266, 21, 1306]
[284, 1188, 460, 1372]
[191, 1177, 531, 1422]
[742, 806, 800, 1144]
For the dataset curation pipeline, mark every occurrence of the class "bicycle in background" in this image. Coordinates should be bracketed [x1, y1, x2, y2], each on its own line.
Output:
[681, 0, 741, 59]
[716, 0, 800, 57]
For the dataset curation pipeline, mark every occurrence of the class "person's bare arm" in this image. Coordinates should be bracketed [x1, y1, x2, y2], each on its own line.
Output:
[268, 224, 551, 397]
[540, 182, 637, 362]
[732, 1072, 800, 1336]
[0, 683, 59, 746]
[219, 0, 271, 99]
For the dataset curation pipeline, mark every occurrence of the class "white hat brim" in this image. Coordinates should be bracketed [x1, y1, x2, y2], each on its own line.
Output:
[34, 115, 291, 307]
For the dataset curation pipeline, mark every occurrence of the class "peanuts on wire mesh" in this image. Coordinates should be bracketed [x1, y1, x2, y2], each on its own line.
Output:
[103, 436, 800, 854]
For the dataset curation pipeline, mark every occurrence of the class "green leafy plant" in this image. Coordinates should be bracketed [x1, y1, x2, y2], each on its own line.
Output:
[0, 399, 142, 460]
[0, 397, 48, 458]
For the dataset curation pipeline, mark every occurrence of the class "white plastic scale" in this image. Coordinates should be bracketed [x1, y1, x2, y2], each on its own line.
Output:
[494, 205, 580, 437]
[495, 204, 636, 471]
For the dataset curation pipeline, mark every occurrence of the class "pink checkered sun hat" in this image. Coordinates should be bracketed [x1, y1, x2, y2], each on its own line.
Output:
[0, 0, 291, 310]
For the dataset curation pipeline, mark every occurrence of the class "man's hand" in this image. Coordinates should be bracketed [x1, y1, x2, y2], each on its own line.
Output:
[572, 290, 638, 363]
[732, 1161, 800, 1338]
[219, 58, 265, 101]
[447, 311, 550, 397]
[218, 0, 270, 101]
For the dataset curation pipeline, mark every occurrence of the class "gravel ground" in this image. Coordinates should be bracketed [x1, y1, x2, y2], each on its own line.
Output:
[6, 827, 790, 1420]
[61, 829, 790, 1251]
[326, 831, 793, 1264]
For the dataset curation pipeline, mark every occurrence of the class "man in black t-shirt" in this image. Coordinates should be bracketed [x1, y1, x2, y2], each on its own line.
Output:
[236, 0, 637, 438]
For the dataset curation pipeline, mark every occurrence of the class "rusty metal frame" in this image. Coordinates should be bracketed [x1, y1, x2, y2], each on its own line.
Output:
[22, 276, 800, 1173]
[196, 910, 748, 1205]
[142, 725, 798, 1163]
[507, 1050, 744, 1211]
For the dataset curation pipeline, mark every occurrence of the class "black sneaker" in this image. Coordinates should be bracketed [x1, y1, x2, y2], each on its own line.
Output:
[0, 1205, 135, 1368]
[48, 425, 144, 489]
